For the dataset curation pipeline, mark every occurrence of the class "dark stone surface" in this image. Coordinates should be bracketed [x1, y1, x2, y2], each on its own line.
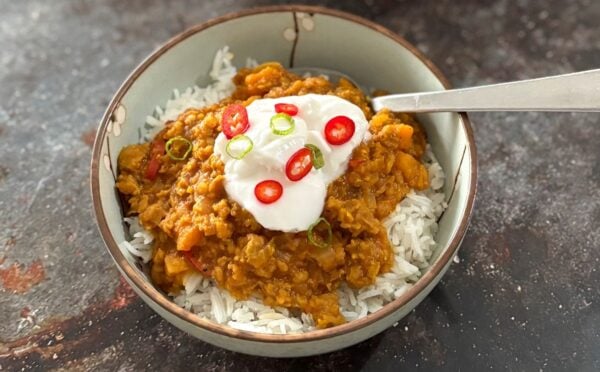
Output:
[1, 0, 599, 370]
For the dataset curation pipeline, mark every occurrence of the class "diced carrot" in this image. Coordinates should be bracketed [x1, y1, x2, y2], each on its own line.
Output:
[176, 226, 202, 251]
[164, 253, 189, 276]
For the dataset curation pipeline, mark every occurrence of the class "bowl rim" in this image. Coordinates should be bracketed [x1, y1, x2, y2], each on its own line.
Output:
[90, 4, 478, 343]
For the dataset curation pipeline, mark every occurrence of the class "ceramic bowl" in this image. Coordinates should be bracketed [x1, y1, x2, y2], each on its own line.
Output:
[91, 5, 477, 357]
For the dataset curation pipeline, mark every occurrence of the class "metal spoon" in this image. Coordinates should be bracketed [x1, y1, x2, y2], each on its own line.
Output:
[292, 67, 600, 113]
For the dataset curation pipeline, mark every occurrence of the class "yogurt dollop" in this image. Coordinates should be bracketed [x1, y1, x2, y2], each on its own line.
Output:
[214, 94, 370, 232]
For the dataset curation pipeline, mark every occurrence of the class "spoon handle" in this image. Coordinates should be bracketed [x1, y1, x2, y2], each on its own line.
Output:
[371, 69, 600, 113]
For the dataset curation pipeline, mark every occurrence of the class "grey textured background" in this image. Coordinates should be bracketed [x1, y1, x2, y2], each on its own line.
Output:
[0, 0, 599, 371]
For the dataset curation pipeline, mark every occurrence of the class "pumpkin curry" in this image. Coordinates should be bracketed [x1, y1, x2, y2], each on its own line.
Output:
[116, 63, 429, 328]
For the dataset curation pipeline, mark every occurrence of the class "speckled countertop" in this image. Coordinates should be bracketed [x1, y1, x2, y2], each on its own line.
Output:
[1, 0, 599, 371]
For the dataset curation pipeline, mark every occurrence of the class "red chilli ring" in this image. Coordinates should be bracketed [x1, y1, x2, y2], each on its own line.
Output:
[254, 180, 283, 204]
[324, 115, 355, 145]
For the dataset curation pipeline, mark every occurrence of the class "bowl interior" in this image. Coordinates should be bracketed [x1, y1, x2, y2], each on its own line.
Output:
[92, 6, 475, 343]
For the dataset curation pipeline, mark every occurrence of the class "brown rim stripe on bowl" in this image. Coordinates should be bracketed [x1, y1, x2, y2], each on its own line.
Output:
[90, 5, 478, 343]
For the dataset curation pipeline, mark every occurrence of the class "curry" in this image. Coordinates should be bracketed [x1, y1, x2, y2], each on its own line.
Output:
[116, 63, 429, 328]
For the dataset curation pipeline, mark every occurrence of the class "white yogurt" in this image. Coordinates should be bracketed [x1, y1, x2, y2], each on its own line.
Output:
[214, 94, 370, 232]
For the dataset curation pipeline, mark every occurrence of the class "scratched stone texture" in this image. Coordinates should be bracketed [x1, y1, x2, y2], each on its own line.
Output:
[0, 0, 599, 371]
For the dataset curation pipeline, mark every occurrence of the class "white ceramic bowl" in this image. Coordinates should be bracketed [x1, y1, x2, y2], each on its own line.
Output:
[91, 5, 477, 357]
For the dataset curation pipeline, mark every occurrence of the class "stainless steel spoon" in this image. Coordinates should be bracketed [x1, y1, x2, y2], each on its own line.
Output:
[292, 67, 600, 113]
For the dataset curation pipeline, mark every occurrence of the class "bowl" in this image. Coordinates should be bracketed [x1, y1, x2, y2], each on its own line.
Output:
[90, 5, 477, 357]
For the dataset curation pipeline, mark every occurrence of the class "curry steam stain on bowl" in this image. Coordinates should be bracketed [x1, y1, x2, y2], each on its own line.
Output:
[90, 5, 476, 357]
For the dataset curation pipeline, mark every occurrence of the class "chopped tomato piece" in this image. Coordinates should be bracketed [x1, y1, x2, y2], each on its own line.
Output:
[285, 147, 313, 181]
[145, 158, 160, 180]
[324, 115, 355, 145]
[254, 180, 283, 204]
[348, 158, 365, 169]
[182, 251, 211, 276]
[145, 139, 165, 180]
[151, 138, 166, 154]
[274, 103, 299, 116]
[222, 104, 249, 139]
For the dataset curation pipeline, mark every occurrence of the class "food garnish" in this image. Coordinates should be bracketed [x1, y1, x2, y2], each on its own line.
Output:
[285, 147, 313, 181]
[324, 115, 355, 145]
[274, 102, 299, 116]
[307, 217, 332, 249]
[222, 104, 249, 139]
[305, 144, 324, 170]
[270, 113, 295, 135]
[225, 134, 253, 160]
[165, 136, 193, 161]
[254, 180, 283, 204]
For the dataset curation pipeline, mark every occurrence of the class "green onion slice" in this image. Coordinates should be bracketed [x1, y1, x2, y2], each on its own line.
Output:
[305, 144, 324, 170]
[165, 136, 193, 161]
[307, 217, 332, 249]
[270, 113, 295, 135]
[226, 134, 253, 160]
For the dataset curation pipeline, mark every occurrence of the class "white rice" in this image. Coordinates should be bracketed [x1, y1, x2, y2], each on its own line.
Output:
[121, 47, 447, 334]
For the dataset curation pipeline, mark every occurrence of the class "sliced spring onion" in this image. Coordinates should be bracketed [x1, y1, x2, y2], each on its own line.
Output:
[305, 144, 325, 169]
[307, 217, 332, 249]
[270, 113, 295, 135]
[165, 136, 192, 161]
[226, 134, 253, 160]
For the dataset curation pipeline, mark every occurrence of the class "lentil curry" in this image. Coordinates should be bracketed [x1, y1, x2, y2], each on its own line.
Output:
[116, 63, 430, 328]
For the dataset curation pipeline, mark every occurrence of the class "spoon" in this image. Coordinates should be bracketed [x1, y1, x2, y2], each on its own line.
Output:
[292, 67, 600, 113]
